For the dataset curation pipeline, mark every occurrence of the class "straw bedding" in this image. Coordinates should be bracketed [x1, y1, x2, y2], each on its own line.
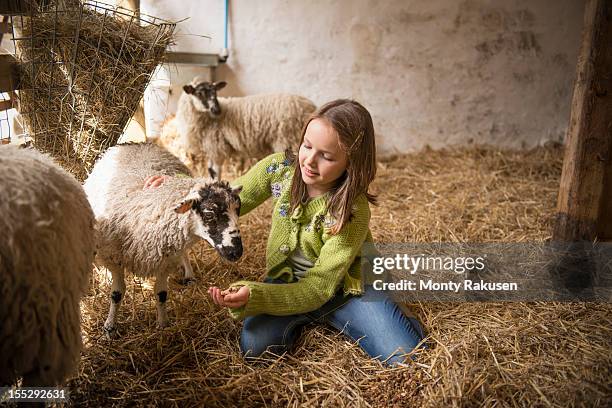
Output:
[67, 145, 611, 407]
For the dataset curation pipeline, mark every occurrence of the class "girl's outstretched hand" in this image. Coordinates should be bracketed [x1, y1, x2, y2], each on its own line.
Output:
[208, 286, 250, 308]
[208, 286, 225, 306]
[222, 286, 250, 308]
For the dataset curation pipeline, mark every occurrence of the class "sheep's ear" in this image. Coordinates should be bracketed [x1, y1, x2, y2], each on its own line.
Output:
[174, 200, 194, 214]
[231, 185, 242, 195]
[183, 85, 195, 94]
[214, 81, 227, 90]
[174, 189, 201, 214]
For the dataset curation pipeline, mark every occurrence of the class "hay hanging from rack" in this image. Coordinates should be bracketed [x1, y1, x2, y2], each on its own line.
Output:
[13, 1, 175, 179]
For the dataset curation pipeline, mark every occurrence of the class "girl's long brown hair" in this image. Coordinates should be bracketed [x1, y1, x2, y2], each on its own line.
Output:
[287, 99, 377, 234]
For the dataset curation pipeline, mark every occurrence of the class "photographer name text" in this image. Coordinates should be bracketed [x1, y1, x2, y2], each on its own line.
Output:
[372, 279, 518, 292]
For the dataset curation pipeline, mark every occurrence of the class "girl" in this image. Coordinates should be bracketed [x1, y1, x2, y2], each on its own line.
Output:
[206, 99, 426, 365]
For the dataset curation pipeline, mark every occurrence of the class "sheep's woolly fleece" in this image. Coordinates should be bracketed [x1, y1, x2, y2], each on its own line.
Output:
[0, 145, 95, 387]
[173, 91, 315, 168]
[84, 142, 203, 278]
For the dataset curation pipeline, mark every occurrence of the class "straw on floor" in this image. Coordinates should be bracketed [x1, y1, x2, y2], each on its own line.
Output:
[68, 145, 611, 407]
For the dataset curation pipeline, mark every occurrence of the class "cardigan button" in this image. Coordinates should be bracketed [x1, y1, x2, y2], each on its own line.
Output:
[279, 244, 290, 254]
[292, 206, 303, 219]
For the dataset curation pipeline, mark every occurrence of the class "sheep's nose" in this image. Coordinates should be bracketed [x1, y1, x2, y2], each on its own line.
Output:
[218, 238, 243, 262]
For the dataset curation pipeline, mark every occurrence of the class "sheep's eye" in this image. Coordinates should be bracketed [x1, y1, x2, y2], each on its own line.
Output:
[202, 211, 215, 222]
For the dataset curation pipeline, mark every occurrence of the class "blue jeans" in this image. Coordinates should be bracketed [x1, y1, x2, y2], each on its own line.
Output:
[240, 279, 426, 366]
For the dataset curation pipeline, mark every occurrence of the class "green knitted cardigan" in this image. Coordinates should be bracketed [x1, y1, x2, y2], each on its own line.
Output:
[228, 152, 373, 319]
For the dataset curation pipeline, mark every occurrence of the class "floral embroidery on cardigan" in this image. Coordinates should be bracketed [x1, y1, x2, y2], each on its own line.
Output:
[305, 214, 326, 232]
[271, 182, 282, 198]
[266, 162, 279, 174]
[278, 202, 290, 217]
[266, 157, 292, 175]
[323, 214, 337, 229]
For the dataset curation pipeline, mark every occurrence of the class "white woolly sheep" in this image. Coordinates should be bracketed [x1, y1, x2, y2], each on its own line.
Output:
[165, 79, 316, 180]
[155, 114, 208, 176]
[155, 114, 250, 177]
[0, 145, 95, 387]
[83, 142, 243, 336]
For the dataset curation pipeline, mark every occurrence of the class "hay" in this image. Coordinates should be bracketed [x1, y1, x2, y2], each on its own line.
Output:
[67, 145, 611, 407]
[12, 1, 174, 178]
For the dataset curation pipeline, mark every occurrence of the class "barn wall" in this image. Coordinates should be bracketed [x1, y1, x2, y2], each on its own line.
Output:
[141, 0, 584, 156]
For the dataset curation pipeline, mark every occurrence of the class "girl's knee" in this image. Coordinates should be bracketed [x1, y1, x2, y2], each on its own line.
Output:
[239, 325, 289, 359]
[239, 327, 262, 358]
[239, 334, 262, 358]
[239, 335, 288, 360]
[239, 315, 305, 360]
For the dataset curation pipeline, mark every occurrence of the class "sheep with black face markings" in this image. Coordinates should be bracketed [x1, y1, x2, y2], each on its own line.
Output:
[161, 78, 316, 180]
[0, 145, 95, 387]
[83, 142, 243, 336]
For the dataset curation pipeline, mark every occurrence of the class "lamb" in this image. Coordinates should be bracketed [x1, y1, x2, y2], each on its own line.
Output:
[164, 79, 316, 179]
[83, 142, 243, 336]
[0, 145, 95, 387]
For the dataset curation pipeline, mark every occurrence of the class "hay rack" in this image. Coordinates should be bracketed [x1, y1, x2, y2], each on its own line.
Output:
[0, 0, 175, 178]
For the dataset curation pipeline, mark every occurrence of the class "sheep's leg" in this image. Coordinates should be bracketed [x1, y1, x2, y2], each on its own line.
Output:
[207, 158, 223, 180]
[21, 371, 50, 408]
[180, 255, 195, 285]
[21, 369, 48, 388]
[104, 265, 126, 338]
[154, 274, 170, 328]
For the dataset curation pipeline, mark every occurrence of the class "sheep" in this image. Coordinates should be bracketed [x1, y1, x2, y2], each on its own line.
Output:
[164, 79, 316, 180]
[155, 114, 208, 176]
[156, 114, 250, 177]
[83, 142, 243, 336]
[0, 145, 95, 387]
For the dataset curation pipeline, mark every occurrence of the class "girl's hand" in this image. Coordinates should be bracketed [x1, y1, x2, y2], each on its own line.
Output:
[143, 175, 168, 189]
[208, 286, 226, 306]
[222, 286, 250, 308]
[207, 286, 250, 308]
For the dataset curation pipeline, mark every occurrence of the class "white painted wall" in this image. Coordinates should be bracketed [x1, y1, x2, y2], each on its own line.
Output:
[142, 0, 584, 156]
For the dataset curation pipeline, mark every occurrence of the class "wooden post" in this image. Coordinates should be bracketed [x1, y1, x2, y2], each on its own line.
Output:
[0, 1, 32, 15]
[0, 54, 19, 92]
[0, 15, 9, 44]
[118, 0, 147, 141]
[553, 0, 612, 242]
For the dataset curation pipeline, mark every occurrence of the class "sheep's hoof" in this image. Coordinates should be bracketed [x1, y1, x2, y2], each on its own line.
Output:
[104, 325, 118, 340]
[178, 277, 196, 286]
